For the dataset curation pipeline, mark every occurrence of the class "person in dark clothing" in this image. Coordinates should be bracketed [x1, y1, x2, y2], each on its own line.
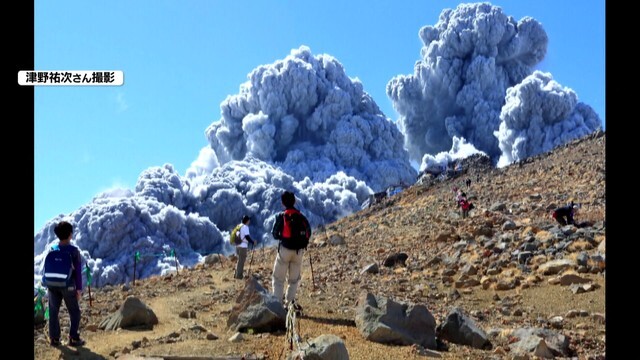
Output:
[458, 193, 473, 218]
[47, 221, 85, 347]
[465, 178, 472, 188]
[553, 204, 578, 226]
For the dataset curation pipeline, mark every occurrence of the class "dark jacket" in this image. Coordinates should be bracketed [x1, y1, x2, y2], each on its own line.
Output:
[271, 207, 311, 250]
[554, 205, 575, 224]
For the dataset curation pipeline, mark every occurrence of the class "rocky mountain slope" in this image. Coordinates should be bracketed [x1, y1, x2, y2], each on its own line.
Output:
[34, 131, 606, 360]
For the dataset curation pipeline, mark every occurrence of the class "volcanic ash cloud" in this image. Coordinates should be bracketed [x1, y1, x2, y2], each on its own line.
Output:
[387, 2, 549, 161]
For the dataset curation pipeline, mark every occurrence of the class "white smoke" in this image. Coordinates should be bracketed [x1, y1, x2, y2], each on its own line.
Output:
[387, 3, 549, 162]
[420, 136, 486, 172]
[495, 71, 601, 167]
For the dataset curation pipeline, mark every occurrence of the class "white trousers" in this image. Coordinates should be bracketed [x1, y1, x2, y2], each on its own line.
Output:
[272, 246, 304, 303]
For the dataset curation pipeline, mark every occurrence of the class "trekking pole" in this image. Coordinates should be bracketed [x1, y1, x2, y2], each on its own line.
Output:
[217, 252, 223, 268]
[248, 243, 255, 276]
[308, 248, 316, 291]
[133, 251, 140, 286]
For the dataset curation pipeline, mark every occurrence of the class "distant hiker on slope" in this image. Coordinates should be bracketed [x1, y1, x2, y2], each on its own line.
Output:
[43, 221, 85, 347]
[458, 192, 474, 218]
[271, 191, 311, 313]
[232, 215, 255, 279]
[552, 203, 579, 226]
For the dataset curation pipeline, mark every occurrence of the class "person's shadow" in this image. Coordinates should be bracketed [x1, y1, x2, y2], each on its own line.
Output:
[57, 345, 107, 360]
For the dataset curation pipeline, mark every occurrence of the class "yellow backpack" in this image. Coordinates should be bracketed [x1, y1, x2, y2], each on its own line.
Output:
[230, 223, 243, 245]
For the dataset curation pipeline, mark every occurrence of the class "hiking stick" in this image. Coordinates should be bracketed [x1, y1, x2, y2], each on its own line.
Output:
[308, 249, 316, 291]
[87, 284, 93, 307]
[133, 251, 139, 286]
[217, 252, 223, 268]
[248, 243, 255, 276]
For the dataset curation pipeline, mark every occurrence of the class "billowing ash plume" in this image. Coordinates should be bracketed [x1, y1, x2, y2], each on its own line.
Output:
[34, 46, 411, 287]
[420, 136, 486, 173]
[201, 46, 416, 191]
[387, 2, 549, 162]
[34, 160, 370, 287]
[495, 71, 601, 166]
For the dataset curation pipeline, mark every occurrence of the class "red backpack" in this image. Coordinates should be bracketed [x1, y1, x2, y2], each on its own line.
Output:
[460, 199, 471, 210]
[281, 208, 311, 250]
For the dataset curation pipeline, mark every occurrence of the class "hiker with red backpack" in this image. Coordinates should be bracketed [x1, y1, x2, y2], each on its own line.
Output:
[458, 192, 473, 218]
[42, 221, 85, 347]
[271, 191, 311, 313]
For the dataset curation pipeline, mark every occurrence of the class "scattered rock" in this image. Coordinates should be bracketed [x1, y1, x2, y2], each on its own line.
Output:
[538, 259, 575, 275]
[411, 345, 442, 358]
[591, 313, 605, 324]
[291, 334, 349, 360]
[206, 332, 219, 340]
[494, 278, 518, 291]
[565, 310, 580, 318]
[442, 268, 457, 276]
[436, 307, 492, 350]
[355, 292, 436, 349]
[454, 276, 480, 289]
[557, 273, 590, 286]
[435, 232, 454, 242]
[204, 253, 225, 265]
[548, 316, 563, 329]
[490, 203, 507, 212]
[329, 234, 346, 246]
[190, 324, 207, 332]
[383, 253, 408, 267]
[226, 277, 286, 333]
[518, 251, 533, 264]
[576, 252, 589, 266]
[502, 220, 516, 231]
[511, 327, 570, 357]
[99, 296, 159, 331]
[228, 332, 244, 342]
[570, 283, 600, 294]
[361, 263, 379, 275]
[528, 193, 542, 201]
[461, 264, 477, 276]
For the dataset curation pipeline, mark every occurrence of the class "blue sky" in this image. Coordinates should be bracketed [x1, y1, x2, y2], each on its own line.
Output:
[34, 0, 605, 234]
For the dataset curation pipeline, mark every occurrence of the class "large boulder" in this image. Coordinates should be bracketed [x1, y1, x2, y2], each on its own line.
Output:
[355, 292, 436, 349]
[291, 334, 349, 360]
[99, 296, 158, 330]
[436, 307, 492, 349]
[226, 277, 286, 333]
